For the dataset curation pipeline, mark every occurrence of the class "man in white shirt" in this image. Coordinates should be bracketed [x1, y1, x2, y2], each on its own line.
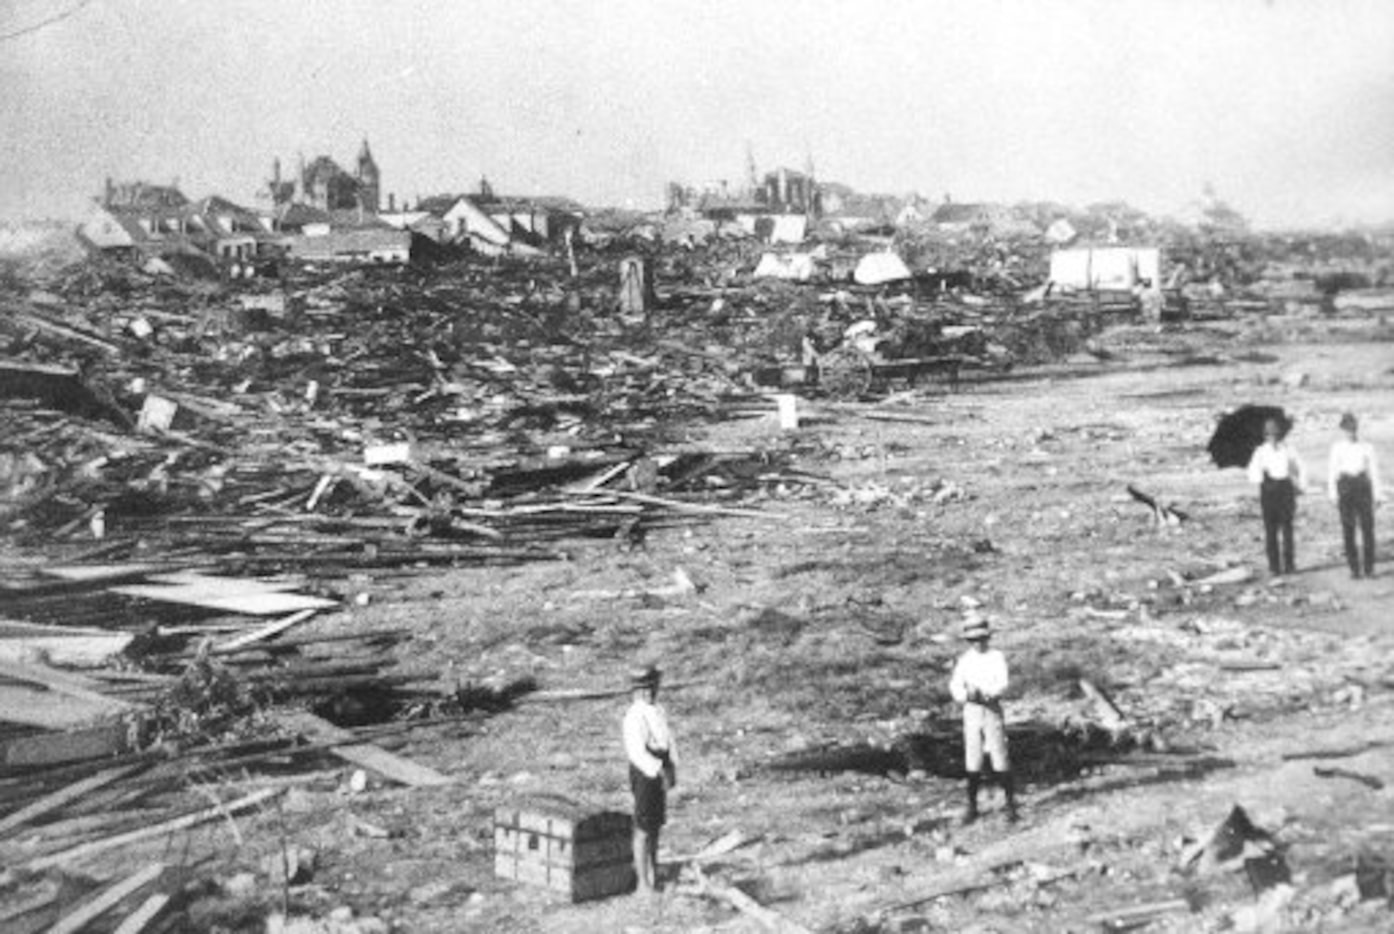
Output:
[623, 665, 676, 892]
[949, 615, 1018, 824]
[1247, 417, 1305, 575]
[1328, 412, 1381, 578]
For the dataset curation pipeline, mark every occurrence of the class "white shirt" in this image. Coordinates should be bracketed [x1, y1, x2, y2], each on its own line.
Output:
[1247, 441, 1304, 489]
[949, 648, 1009, 704]
[1328, 438, 1381, 501]
[623, 697, 674, 779]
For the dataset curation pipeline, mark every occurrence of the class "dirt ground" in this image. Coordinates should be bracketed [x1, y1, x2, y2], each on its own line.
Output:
[58, 315, 1394, 932]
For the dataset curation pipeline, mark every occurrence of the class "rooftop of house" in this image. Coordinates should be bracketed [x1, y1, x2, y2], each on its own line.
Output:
[105, 182, 189, 211]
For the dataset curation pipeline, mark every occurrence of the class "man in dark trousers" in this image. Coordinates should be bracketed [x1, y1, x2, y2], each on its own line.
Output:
[1328, 412, 1381, 578]
[949, 614, 1019, 824]
[1247, 416, 1306, 575]
[622, 665, 676, 892]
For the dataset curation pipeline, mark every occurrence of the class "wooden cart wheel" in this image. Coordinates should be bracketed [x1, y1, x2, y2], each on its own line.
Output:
[817, 346, 874, 400]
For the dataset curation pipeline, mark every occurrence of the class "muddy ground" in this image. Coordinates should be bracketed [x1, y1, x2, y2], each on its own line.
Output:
[35, 312, 1394, 932]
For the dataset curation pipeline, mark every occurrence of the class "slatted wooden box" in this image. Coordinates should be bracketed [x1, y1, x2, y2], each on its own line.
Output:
[494, 798, 635, 902]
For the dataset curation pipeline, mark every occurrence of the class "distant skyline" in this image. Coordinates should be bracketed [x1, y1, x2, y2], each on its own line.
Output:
[3, 0, 1393, 229]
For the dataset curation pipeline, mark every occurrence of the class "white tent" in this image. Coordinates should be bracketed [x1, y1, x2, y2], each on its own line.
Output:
[853, 252, 912, 286]
[753, 252, 816, 282]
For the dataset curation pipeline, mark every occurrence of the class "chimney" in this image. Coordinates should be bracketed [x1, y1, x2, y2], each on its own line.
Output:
[388, 193, 396, 212]
[104, 176, 114, 206]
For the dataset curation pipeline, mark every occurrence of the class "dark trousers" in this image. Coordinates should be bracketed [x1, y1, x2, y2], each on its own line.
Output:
[1260, 477, 1296, 574]
[1337, 474, 1376, 576]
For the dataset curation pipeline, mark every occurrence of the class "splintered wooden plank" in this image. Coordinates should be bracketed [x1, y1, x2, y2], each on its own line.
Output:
[0, 686, 128, 730]
[214, 609, 319, 652]
[38, 565, 161, 583]
[0, 763, 140, 836]
[274, 711, 451, 787]
[0, 620, 134, 667]
[142, 571, 305, 593]
[0, 723, 131, 767]
[0, 658, 138, 707]
[109, 585, 338, 617]
[45, 863, 165, 934]
[111, 892, 172, 934]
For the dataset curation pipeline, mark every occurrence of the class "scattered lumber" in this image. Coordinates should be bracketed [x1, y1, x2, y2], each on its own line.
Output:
[272, 711, 451, 787]
[692, 865, 812, 934]
[45, 862, 166, 934]
[25, 787, 283, 871]
[111, 892, 173, 934]
[0, 763, 141, 837]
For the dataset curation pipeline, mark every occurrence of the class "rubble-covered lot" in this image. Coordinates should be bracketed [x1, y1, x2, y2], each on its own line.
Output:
[2, 232, 1394, 933]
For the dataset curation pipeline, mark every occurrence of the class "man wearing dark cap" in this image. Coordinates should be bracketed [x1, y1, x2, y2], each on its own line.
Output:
[622, 665, 676, 892]
[1328, 412, 1381, 578]
[949, 614, 1018, 824]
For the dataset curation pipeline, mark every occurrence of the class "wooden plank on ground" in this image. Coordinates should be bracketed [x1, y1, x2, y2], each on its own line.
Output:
[111, 892, 172, 934]
[0, 620, 134, 667]
[110, 584, 338, 616]
[26, 787, 282, 871]
[142, 571, 306, 592]
[693, 865, 812, 934]
[214, 609, 319, 652]
[0, 685, 131, 731]
[45, 862, 165, 934]
[0, 722, 131, 766]
[273, 711, 451, 787]
[0, 763, 140, 836]
[39, 564, 161, 583]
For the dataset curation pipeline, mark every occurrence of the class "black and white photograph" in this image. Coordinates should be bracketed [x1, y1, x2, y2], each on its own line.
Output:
[2, 1, 1392, 930]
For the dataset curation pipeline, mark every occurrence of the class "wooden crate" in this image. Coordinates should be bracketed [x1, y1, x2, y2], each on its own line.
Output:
[494, 797, 635, 902]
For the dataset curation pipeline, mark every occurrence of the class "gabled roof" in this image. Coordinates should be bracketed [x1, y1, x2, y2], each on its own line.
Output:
[277, 202, 333, 228]
[103, 209, 156, 243]
[527, 196, 587, 214]
[303, 156, 348, 181]
[414, 194, 464, 215]
[106, 182, 189, 210]
[930, 202, 991, 225]
[325, 209, 394, 231]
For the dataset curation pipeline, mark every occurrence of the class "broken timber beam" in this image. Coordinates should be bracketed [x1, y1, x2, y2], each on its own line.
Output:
[46, 862, 165, 934]
[272, 711, 451, 787]
[0, 763, 141, 837]
[213, 608, 319, 652]
[112, 893, 173, 934]
[1084, 898, 1191, 929]
[1079, 679, 1130, 730]
[693, 865, 812, 934]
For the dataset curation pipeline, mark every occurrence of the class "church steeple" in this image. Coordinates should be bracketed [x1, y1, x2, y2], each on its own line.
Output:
[355, 138, 380, 212]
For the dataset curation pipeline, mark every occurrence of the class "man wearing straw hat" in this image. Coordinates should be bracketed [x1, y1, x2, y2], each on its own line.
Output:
[949, 614, 1019, 824]
[623, 664, 676, 892]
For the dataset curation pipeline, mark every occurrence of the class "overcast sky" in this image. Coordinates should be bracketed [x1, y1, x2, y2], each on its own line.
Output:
[3, 0, 1392, 228]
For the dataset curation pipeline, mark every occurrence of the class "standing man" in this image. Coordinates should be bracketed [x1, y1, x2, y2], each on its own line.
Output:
[623, 665, 676, 892]
[1247, 416, 1305, 576]
[949, 615, 1018, 824]
[1328, 412, 1380, 578]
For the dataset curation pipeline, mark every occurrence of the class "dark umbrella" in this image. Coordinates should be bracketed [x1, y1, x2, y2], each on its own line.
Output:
[1208, 405, 1291, 468]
